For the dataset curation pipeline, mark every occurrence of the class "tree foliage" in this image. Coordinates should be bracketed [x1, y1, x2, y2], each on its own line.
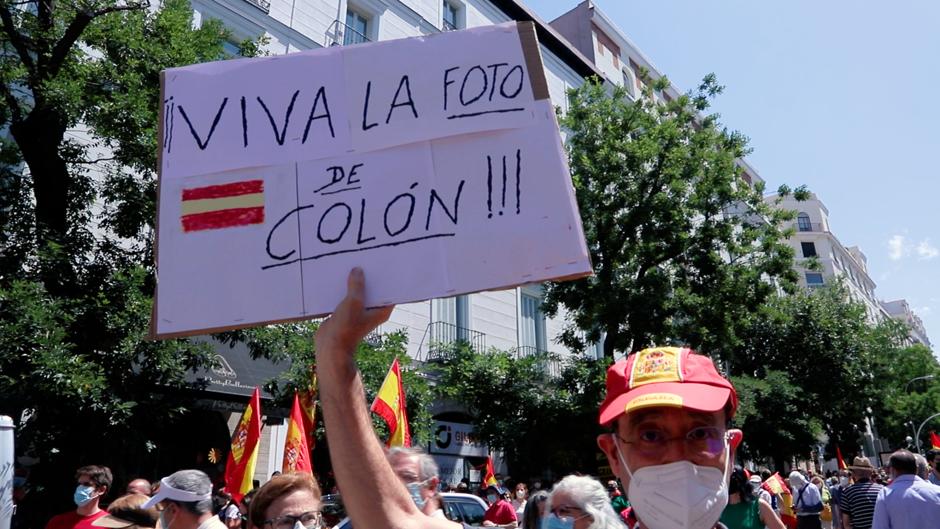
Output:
[544, 77, 807, 357]
[869, 343, 940, 452]
[729, 283, 909, 465]
[436, 345, 609, 481]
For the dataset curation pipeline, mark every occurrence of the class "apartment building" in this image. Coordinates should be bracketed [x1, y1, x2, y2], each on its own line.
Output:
[882, 299, 932, 348]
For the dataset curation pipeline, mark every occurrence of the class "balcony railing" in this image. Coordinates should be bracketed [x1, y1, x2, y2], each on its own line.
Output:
[419, 321, 486, 362]
[513, 346, 563, 379]
[325, 19, 371, 47]
[242, 0, 270, 13]
[795, 221, 826, 232]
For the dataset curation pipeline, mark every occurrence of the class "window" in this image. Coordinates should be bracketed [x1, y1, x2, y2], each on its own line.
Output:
[449, 499, 485, 525]
[801, 242, 817, 258]
[805, 272, 824, 287]
[434, 295, 470, 340]
[797, 212, 812, 232]
[520, 292, 547, 351]
[344, 9, 369, 45]
[443, 1, 459, 31]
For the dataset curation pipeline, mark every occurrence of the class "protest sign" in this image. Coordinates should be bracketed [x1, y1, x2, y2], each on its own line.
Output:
[152, 22, 591, 338]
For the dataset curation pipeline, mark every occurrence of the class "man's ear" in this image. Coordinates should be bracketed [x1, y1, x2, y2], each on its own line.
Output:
[728, 429, 743, 451]
[597, 433, 621, 476]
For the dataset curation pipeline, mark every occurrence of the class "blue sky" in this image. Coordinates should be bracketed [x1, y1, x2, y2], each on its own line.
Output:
[526, 0, 939, 346]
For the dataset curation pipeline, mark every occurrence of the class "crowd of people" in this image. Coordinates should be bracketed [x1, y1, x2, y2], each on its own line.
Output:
[11, 269, 940, 529]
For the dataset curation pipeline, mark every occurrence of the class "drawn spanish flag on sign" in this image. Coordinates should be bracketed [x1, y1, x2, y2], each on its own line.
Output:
[181, 179, 264, 232]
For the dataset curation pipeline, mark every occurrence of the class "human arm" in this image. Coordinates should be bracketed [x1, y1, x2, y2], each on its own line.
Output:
[842, 513, 852, 529]
[315, 269, 460, 529]
[758, 499, 786, 529]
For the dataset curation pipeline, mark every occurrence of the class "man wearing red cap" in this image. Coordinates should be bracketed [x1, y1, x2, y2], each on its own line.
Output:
[595, 346, 742, 529]
[314, 270, 741, 529]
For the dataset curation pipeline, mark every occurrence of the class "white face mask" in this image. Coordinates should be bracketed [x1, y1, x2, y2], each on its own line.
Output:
[613, 433, 730, 529]
[840, 477, 849, 486]
[516, 490, 526, 500]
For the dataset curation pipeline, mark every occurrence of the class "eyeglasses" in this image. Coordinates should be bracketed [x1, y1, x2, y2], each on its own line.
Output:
[616, 426, 728, 459]
[550, 505, 585, 519]
[262, 511, 322, 529]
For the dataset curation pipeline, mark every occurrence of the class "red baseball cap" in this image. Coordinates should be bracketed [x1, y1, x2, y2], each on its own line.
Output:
[598, 346, 737, 425]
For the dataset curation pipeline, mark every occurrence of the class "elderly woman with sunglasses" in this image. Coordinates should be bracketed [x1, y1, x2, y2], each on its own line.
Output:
[544, 476, 622, 529]
[248, 474, 323, 529]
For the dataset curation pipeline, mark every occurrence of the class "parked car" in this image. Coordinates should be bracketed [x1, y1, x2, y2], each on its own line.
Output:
[331, 492, 488, 528]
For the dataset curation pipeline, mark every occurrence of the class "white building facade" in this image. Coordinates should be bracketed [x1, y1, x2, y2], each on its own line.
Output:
[881, 299, 932, 348]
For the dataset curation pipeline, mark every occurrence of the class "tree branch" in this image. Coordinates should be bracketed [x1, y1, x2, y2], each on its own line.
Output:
[0, 78, 24, 124]
[0, 1, 36, 73]
[46, 2, 147, 79]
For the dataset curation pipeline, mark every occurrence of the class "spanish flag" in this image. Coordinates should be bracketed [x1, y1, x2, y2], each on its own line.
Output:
[762, 472, 795, 529]
[930, 431, 940, 450]
[282, 393, 313, 474]
[299, 371, 318, 450]
[836, 446, 847, 470]
[482, 456, 498, 488]
[181, 179, 264, 232]
[224, 387, 262, 502]
[370, 357, 411, 447]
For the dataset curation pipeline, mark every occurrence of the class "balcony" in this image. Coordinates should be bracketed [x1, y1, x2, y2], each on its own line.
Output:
[514, 346, 563, 379]
[795, 221, 826, 233]
[419, 321, 486, 362]
[325, 19, 371, 47]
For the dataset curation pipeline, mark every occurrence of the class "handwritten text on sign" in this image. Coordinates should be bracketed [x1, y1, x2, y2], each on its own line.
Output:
[153, 23, 590, 337]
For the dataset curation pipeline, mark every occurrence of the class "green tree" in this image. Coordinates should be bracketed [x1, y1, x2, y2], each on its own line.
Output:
[869, 343, 940, 452]
[0, 0, 259, 508]
[729, 283, 908, 465]
[543, 78, 806, 357]
[436, 344, 609, 480]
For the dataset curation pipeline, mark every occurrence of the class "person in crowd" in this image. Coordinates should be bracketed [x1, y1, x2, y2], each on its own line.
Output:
[912, 453, 928, 479]
[604, 480, 628, 516]
[809, 476, 832, 529]
[246, 473, 321, 529]
[46, 465, 113, 529]
[870, 449, 940, 529]
[748, 475, 773, 507]
[214, 491, 241, 529]
[829, 471, 851, 529]
[387, 446, 447, 519]
[925, 449, 940, 486]
[545, 475, 623, 529]
[511, 483, 528, 518]
[790, 471, 823, 529]
[482, 484, 518, 528]
[92, 493, 158, 529]
[141, 470, 224, 529]
[313, 270, 739, 529]
[720, 467, 785, 529]
[594, 346, 744, 529]
[126, 480, 152, 498]
[838, 457, 883, 529]
[520, 491, 548, 529]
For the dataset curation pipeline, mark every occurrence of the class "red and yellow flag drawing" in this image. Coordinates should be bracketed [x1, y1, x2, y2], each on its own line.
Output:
[224, 387, 262, 502]
[282, 393, 313, 474]
[370, 357, 411, 447]
[930, 431, 940, 450]
[482, 455, 498, 488]
[836, 446, 847, 470]
[181, 179, 264, 232]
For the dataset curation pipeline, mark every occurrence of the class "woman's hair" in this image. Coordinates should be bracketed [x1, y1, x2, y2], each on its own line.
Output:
[728, 467, 755, 503]
[105, 493, 159, 528]
[546, 475, 621, 529]
[521, 490, 548, 529]
[248, 473, 322, 529]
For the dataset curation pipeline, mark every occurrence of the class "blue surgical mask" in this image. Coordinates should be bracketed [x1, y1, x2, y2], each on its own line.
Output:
[73, 485, 98, 507]
[406, 482, 427, 510]
[487, 493, 498, 504]
[542, 514, 574, 529]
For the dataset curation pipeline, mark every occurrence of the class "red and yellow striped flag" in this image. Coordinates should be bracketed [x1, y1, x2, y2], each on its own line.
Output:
[836, 446, 847, 470]
[930, 431, 940, 450]
[482, 456, 497, 488]
[181, 179, 264, 232]
[299, 371, 317, 450]
[370, 358, 411, 447]
[224, 387, 262, 502]
[282, 393, 313, 474]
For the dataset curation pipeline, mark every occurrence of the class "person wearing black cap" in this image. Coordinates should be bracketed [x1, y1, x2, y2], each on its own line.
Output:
[142, 471, 224, 529]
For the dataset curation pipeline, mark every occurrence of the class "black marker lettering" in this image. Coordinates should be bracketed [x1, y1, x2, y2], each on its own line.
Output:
[314, 166, 346, 194]
[257, 90, 300, 146]
[501, 154, 507, 215]
[348, 163, 363, 185]
[425, 180, 465, 230]
[460, 66, 488, 106]
[267, 205, 315, 260]
[240, 96, 248, 147]
[515, 148, 521, 214]
[317, 202, 353, 244]
[386, 75, 419, 124]
[168, 100, 175, 153]
[361, 81, 378, 130]
[486, 62, 508, 100]
[500, 65, 525, 99]
[384, 186, 417, 237]
[303, 86, 335, 142]
[486, 155, 493, 219]
[356, 198, 376, 244]
[443, 66, 459, 111]
[178, 97, 228, 150]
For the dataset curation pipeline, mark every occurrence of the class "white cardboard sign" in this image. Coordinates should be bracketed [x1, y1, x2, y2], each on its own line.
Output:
[152, 22, 591, 338]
